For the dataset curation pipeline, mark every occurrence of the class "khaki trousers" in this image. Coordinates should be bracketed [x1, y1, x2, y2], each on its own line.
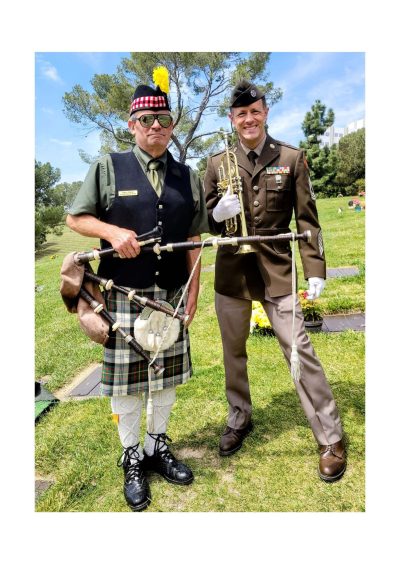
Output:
[215, 292, 343, 446]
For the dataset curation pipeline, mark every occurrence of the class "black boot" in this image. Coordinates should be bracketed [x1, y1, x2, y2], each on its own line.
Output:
[117, 444, 151, 511]
[143, 433, 194, 485]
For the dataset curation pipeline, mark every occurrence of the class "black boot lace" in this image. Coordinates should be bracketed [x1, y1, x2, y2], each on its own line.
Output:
[117, 444, 143, 483]
[148, 433, 176, 463]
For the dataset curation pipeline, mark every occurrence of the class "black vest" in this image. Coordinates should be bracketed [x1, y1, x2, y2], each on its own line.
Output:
[97, 150, 195, 289]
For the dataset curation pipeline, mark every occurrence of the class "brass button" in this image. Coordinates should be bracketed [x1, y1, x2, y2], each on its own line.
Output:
[254, 201, 260, 207]
[253, 185, 259, 191]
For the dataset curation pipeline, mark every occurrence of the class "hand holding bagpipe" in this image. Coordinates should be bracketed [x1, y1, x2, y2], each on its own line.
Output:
[75, 227, 163, 264]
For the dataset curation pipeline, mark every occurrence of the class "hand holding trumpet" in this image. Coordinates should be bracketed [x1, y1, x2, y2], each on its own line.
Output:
[212, 193, 241, 223]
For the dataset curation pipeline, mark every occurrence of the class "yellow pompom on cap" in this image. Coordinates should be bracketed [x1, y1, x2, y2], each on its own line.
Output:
[153, 66, 169, 94]
[130, 67, 171, 115]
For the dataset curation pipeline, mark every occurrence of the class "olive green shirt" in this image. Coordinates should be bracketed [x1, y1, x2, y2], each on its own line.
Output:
[69, 147, 209, 237]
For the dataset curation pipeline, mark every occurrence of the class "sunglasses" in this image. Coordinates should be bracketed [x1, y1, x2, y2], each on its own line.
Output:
[132, 113, 173, 128]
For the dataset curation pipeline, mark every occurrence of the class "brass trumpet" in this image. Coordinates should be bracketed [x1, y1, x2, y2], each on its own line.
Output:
[217, 132, 255, 254]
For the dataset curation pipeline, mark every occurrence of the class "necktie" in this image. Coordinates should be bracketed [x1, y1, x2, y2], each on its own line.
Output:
[247, 150, 258, 168]
[148, 160, 162, 196]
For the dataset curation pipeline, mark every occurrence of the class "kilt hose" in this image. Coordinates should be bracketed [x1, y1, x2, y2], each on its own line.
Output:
[101, 285, 192, 396]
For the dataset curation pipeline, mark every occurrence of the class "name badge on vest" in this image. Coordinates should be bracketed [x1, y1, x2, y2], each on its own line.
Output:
[118, 189, 138, 197]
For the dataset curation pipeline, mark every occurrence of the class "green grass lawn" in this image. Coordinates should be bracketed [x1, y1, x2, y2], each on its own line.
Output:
[35, 196, 365, 512]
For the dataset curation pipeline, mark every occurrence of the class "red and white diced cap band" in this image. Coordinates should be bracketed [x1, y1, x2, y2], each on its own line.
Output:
[129, 95, 168, 114]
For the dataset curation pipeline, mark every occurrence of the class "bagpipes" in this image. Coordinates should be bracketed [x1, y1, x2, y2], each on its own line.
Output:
[60, 227, 180, 377]
[75, 229, 311, 262]
[61, 227, 312, 383]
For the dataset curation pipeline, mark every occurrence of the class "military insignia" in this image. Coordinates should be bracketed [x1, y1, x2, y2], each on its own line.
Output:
[119, 190, 138, 196]
[250, 89, 257, 97]
[270, 144, 275, 149]
[318, 231, 324, 256]
[275, 174, 282, 184]
[265, 166, 290, 174]
[308, 176, 316, 200]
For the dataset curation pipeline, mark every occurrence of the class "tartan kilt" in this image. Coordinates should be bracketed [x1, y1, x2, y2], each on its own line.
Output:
[100, 284, 192, 396]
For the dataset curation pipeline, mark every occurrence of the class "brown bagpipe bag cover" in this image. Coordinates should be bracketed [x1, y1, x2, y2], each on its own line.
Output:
[60, 252, 109, 345]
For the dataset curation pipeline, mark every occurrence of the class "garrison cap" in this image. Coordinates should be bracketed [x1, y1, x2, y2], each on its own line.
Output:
[129, 84, 171, 116]
[230, 79, 265, 108]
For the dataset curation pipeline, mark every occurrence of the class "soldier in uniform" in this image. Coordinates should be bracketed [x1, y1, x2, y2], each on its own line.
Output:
[203, 79, 346, 482]
[66, 69, 209, 511]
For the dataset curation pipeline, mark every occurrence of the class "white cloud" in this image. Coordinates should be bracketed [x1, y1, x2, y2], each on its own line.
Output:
[333, 101, 365, 127]
[308, 71, 365, 105]
[268, 105, 308, 145]
[279, 53, 333, 94]
[40, 61, 62, 83]
[50, 138, 73, 147]
[269, 107, 304, 134]
[75, 52, 106, 71]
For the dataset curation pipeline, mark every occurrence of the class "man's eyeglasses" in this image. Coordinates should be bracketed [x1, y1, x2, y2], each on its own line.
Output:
[131, 114, 173, 128]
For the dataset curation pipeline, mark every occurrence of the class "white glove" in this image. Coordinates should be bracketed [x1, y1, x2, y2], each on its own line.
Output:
[212, 193, 241, 223]
[307, 277, 325, 300]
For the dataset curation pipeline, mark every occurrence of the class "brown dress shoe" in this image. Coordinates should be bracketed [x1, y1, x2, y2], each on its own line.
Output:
[219, 421, 254, 456]
[318, 439, 347, 482]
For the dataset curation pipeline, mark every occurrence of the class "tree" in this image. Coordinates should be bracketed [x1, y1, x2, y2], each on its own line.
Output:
[318, 145, 339, 197]
[35, 160, 65, 250]
[35, 206, 65, 249]
[52, 181, 83, 211]
[299, 100, 336, 197]
[63, 52, 283, 167]
[335, 128, 365, 191]
[35, 160, 61, 206]
[301, 99, 335, 141]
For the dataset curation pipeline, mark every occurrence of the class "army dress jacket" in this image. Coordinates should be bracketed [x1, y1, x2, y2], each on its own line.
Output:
[203, 134, 326, 300]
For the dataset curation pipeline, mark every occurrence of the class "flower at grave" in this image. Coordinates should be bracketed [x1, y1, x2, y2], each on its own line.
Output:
[298, 290, 323, 322]
[250, 301, 274, 336]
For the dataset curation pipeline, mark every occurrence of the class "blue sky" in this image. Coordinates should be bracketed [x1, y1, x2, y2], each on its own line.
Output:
[35, 52, 365, 184]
